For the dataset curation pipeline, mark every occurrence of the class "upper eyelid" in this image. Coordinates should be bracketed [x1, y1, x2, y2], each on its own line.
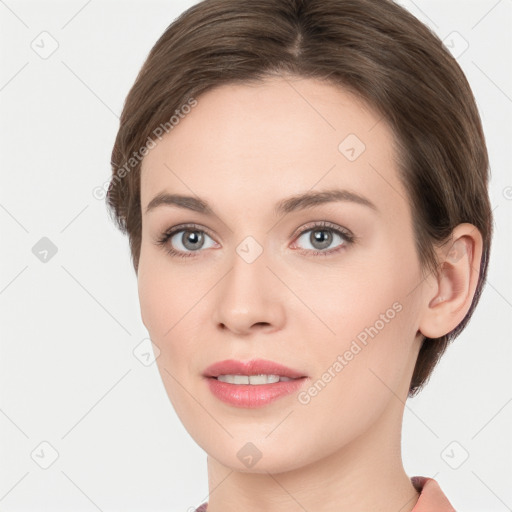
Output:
[164, 223, 216, 239]
[164, 221, 350, 235]
[291, 220, 352, 238]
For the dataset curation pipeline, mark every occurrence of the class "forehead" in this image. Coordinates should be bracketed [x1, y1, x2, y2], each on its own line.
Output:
[140, 76, 406, 218]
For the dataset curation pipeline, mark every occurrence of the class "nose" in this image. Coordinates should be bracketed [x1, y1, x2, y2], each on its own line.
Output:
[212, 244, 286, 336]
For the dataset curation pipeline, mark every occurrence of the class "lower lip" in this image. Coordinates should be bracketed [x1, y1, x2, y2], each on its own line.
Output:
[205, 377, 308, 408]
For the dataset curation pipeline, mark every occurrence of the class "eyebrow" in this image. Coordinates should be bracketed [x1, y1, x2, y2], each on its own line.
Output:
[144, 188, 378, 216]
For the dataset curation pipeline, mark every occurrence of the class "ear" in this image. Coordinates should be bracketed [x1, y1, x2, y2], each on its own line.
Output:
[418, 223, 483, 339]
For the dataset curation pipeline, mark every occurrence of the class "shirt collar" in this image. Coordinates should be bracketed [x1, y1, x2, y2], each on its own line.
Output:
[194, 475, 456, 512]
[410, 476, 456, 512]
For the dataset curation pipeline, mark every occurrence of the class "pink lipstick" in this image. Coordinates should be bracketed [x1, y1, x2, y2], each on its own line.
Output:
[203, 358, 308, 408]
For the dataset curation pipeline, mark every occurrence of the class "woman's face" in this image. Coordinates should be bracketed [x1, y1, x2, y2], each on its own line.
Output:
[138, 76, 428, 473]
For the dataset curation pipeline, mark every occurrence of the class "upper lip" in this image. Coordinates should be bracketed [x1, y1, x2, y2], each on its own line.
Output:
[203, 359, 307, 379]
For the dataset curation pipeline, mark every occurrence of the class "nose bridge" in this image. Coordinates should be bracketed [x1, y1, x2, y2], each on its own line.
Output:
[212, 234, 285, 333]
[235, 234, 266, 267]
[226, 234, 271, 306]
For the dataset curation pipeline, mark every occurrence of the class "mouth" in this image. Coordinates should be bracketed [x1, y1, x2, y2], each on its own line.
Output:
[209, 374, 304, 384]
[203, 359, 309, 409]
[203, 358, 307, 381]
[203, 359, 308, 408]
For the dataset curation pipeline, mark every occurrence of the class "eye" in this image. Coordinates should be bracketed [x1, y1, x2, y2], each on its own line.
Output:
[292, 221, 354, 256]
[155, 221, 355, 259]
[155, 224, 218, 258]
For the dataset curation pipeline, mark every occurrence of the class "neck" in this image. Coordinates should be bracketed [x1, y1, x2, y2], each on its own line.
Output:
[204, 396, 420, 512]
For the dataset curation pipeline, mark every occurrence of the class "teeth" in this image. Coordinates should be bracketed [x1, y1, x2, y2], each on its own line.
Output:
[216, 374, 294, 384]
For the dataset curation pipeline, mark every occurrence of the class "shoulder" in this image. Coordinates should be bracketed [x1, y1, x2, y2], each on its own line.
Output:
[411, 476, 456, 512]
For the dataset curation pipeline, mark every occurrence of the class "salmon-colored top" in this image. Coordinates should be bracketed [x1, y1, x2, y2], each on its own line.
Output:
[193, 476, 455, 512]
[410, 476, 456, 511]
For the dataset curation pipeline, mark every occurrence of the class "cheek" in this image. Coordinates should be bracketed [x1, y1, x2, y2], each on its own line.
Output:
[137, 257, 170, 337]
[301, 255, 422, 399]
[136, 250, 217, 397]
[291, 297, 418, 454]
[137, 245, 205, 337]
[137, 254, 202, 414]
[294, 261, 414, 345]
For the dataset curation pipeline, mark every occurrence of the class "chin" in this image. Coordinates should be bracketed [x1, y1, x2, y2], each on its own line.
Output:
[201, 433, 322, 475]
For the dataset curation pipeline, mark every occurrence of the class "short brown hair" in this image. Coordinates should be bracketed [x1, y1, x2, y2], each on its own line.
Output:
[107, 0, 493, 396]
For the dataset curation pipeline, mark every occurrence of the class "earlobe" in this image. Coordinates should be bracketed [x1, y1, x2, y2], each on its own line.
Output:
[418, 224, 482, 339]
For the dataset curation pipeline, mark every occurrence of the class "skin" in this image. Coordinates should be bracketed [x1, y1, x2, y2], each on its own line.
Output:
[137, 75, 483, 512]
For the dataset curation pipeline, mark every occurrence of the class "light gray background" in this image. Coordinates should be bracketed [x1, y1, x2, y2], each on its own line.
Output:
[0, 0, 511, 511]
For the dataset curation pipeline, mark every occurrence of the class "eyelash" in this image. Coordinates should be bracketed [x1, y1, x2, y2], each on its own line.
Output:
[154, 221, 356, 259]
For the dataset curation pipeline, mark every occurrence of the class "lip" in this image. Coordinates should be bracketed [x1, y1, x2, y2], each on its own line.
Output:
[203, 358, 307, 379]
[203, 358, 308, 408]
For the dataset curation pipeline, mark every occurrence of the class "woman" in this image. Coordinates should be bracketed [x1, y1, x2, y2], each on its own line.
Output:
[106, 0, 492, 510]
